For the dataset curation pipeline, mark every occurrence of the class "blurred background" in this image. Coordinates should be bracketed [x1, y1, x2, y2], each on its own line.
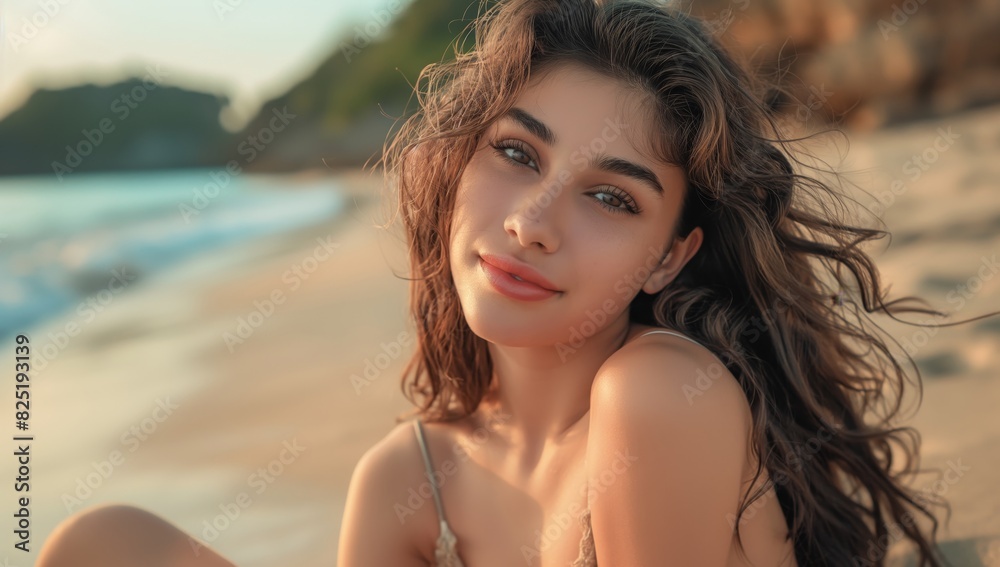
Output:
[0, 0, 998, 565]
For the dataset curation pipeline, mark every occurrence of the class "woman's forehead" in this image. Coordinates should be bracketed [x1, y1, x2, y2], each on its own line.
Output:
[526, 62, 652, 115]
[501, 61, 669, 167]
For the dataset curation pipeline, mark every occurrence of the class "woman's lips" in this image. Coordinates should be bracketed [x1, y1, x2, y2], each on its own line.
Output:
[479, 257, 560, 301]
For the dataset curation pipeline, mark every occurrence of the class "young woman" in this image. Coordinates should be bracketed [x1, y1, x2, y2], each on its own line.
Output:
[36, 0, 996, 566]
[340, 0, 999, 566]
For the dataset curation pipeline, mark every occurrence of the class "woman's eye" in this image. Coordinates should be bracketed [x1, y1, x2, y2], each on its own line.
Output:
[592, 189, 641, 215]
[504, 148, 532, 166]
[490, 139, 537, 169]
[489, 138, 640, 216]
[596, 192, 624, 208]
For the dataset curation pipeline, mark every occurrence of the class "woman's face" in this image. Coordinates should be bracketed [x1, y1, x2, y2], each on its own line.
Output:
[449, 61, 702, 347]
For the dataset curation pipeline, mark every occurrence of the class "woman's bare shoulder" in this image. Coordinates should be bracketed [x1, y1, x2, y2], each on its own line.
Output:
[338, 420, 434, 566]
[584, 327, 755, 564]
[360, 420, 424, 464]
[593, 326, 750, 429]
[350, 419, 459, 508]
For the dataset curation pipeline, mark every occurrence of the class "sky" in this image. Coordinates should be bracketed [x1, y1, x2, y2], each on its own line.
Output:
[0, 0, 413, 128]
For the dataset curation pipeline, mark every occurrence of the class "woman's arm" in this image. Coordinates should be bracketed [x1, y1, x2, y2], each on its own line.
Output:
[587, 340, 752, 567]
[337, 422, 430, 567]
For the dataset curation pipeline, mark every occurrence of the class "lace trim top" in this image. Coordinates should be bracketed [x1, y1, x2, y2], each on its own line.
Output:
[412, 329, 707, 567]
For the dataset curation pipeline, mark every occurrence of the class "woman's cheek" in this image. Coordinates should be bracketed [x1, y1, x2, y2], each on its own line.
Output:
[477, 178, 516, 212]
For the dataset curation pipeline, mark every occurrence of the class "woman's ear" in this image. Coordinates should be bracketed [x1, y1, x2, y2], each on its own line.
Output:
[642, 227, 703, 294]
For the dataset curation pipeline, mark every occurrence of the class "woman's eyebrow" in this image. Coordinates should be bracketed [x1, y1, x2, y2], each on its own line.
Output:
[502, 107, 558, 146]
[499, 107, 664, 198]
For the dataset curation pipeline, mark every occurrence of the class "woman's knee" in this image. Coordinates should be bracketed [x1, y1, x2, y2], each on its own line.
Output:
[61, 503, 162, 533]
[37, 503, 235, 567]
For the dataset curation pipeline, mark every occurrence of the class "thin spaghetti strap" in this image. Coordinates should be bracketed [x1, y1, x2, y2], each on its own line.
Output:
[636, 329, 732, 370]
[637, 329, 705, 348]
[412, 419, 449, 523]
[412, 419, 465, 567]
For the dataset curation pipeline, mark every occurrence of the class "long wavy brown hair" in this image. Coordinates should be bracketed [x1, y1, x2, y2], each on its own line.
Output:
[374, 0, 999, 565]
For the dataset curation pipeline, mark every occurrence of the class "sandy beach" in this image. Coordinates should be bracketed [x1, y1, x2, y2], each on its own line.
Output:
[13, 104, 1000, 566]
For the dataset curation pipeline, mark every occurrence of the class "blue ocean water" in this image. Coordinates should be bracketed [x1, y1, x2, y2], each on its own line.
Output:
[0, 168, 346, 339]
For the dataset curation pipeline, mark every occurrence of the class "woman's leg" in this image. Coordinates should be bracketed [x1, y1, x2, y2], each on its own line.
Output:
[37, 504, 238, 567]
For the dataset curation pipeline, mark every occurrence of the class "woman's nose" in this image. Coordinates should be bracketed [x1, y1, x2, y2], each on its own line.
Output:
[503, 181, 564, 252]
